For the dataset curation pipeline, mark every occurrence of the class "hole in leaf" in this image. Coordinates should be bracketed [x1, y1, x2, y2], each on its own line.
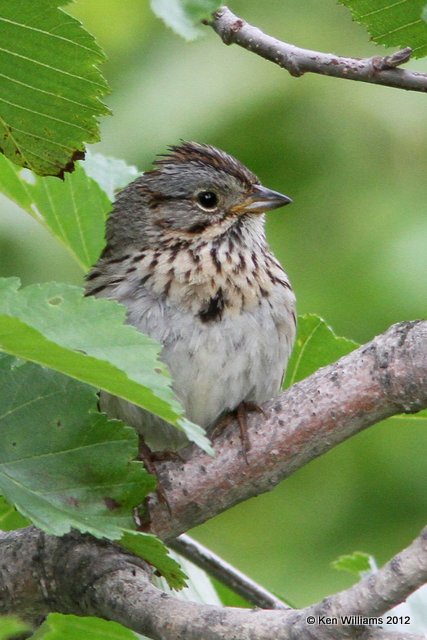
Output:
[104, 497, 120, 511]
[48, 296, 63, 306]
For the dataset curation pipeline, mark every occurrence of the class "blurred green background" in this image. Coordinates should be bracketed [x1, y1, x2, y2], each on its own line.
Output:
[1, 0, 426, 607]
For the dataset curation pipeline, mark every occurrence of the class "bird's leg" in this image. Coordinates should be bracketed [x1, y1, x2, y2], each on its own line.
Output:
[137, 438, 172, 512]
[236, 401, 267, 456]
[138, 438, 158, 474]
[213, 401, 267, 464]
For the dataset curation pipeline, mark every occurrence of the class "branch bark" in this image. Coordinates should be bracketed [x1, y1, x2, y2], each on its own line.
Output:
[2, 321, 426, 638]
[0, 526, 426, 640]
[146, 321, 427, 540]
[207, 6, 427, 93]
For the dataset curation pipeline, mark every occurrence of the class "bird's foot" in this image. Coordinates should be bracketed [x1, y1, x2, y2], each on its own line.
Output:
[213, 401, 266, 464]
[150, 449, 186, 463]
[137, 439, 174, 512]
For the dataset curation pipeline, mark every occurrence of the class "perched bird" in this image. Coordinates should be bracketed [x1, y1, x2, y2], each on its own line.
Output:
[86, 142, 296, 453]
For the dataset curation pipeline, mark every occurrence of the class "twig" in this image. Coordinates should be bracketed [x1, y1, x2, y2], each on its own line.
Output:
[207, 6, 427, 93]
[146, 321, 427, 541]
[0, 526, 425, 640]
[170, 533, 290, 609]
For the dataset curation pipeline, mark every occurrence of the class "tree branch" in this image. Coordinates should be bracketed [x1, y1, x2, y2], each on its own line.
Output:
[304, 526, 427, 625]
[1, 321, 426, 638]
[145, 321, 427, 541]
[0, 526, 425, 640]
[169, 533, 290, 609]
[207, 6, 427, 93]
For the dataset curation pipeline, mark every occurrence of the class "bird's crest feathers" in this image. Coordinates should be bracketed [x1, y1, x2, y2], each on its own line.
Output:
[149, 141, 258, 188]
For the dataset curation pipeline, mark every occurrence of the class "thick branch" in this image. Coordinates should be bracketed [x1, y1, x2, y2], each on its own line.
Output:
[0, 526, 425, 640]
[146, 321, 427, 540]
[207, 6, 427, 93]
[1, 321, 426, 638]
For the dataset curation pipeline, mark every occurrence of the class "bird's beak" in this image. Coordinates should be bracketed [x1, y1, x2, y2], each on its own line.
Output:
[231, 184, 292, 215]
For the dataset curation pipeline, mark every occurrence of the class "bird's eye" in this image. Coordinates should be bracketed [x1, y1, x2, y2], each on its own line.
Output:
[196, 190, 219, 211]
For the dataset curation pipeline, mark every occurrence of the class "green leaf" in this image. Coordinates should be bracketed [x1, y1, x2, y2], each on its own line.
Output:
[332, 551, 375, 575]
[392, 408, 427, 421]
[0, 495, 29, 530]
[150, 0, 221, 40]
[121, 530, 188, 590]
[32, 613, 138, 640]
[0, 0, 110, 176]
[285, 314, 426, 425]
[0, 354, 155, 539]
[284, 314, 358, 388]
[0, 150, 139, 271]
[0, 356, 187, 584]
[0, 0, 109, 177]
[159, 549, 222, 602]
[0, 154, 110, 271]
[83, 149, 140, 201]
[0, 278, 212, 453]
[0, 616, 30, 640]
[339, 0, 427, 58]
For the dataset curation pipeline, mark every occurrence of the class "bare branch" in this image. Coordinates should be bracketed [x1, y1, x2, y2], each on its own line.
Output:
[305, 526, 427, 624]
[0, 526, 425, 640]
[170, 534, 290, 609]
[146, 321, 427, 541]
[207, 6, 427, 93]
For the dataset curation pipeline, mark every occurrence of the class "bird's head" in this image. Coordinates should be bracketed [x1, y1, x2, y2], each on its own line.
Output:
[106, 141, 291, 250]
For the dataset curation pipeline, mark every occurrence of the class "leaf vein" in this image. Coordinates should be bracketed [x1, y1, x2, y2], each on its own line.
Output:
[374, 18, 423, 41]
[0, 112, 33, 169]
[0, 71, 101, 113]
[358, 0, 412, 19]
[0, 95, 92, 133]
[0, 16, 102, 56]
[0, 46, 106, 89]
[3, 124, 74, 151]
[287, 320, 323, 388]
[66, 172, 91, 265]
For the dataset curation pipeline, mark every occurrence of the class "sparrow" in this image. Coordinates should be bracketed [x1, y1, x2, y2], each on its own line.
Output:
[86, 142, 296, 453]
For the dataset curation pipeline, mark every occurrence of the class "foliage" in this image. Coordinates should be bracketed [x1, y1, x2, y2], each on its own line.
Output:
[0, 0, 109, 177]
[121, 531, 188, 590]
[0, 154, 110, 270]
[32, 614, 138, 640]
[0, 353, 186, 587]
[0, 0, 426, 635]
[0, 353, 152, 538]
[150, 0, 221, 40]
[331, 551, 373, 575]
[284, 314, 358, 388]
[339, 0, 427, 57]
[0, 278, 210, 451]
[150, 0, 427, 58]
[0, 616, 30, 640]
[332, 552, 427, 634]
[0, 496, 29, 530]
